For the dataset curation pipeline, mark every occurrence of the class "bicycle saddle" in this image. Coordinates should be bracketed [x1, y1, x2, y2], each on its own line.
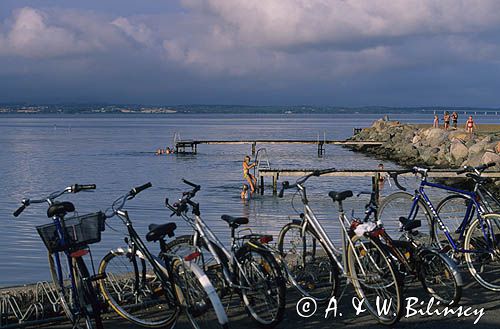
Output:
[146, 222, 177, 242]
[399, 217, 421, 231]
[221, 215, 249, 228]
[328, 190, 353, 202]
[47, 201, 75, 218]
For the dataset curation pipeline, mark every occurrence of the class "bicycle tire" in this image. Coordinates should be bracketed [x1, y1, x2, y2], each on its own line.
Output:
[378, 192, 434, 246]
[277, 222, 339, 302]
[171, 257, 230, 329]
[98, 248, 179, 328]
[235, 245, 286, 328]
[74, 257, 103, 329]
[418, 249, 462, 305]
[436, 194, 475, 249]
[464, 214, 500, 291]
[347, 234, 403, 325]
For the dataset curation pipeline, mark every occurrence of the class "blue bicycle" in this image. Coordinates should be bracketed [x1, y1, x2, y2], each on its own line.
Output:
[14, 184, 105, 329]
[377, 164, 500, 291]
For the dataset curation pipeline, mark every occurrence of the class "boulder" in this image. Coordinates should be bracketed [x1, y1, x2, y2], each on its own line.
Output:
[450, 139, 468, 162]
[447, 130, 468, 141]
[481, 152, 500, 165]
[412, 135, 422, 144]
[468, 142, 485, 157]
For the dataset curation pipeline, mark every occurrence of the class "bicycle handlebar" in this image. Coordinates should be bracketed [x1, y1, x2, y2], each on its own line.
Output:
[130, 182, 152, 197]
[456, 162, 495, 175]
[278, 168, 336, 197]
[13, 183, 96, 217]
[166, 179, 201, 216]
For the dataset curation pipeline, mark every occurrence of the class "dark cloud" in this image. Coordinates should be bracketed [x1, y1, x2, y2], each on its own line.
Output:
[1, 1, 500, 106]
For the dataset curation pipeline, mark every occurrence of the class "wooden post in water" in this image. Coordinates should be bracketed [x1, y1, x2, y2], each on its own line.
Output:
[260, 176, 264, 195]
[272, 173, 278, 195]
[252, 142, 256, 156]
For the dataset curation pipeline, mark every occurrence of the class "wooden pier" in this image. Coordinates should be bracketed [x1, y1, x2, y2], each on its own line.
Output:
[175, 139, 384, 157]
[257, 168, 500, 195]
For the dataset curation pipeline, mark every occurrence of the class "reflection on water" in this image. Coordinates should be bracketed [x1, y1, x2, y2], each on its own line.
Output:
[0, 112, 487, 286]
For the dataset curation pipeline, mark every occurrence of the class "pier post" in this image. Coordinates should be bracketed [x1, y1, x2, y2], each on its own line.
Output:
[252, 142, 256, 156]
[260, 176, 264, 195]
[272, 173, 278, 195]
[317, 142, 324, 157]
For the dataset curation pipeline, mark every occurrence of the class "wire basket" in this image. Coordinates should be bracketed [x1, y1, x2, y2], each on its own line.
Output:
[36, 212, 105, 253]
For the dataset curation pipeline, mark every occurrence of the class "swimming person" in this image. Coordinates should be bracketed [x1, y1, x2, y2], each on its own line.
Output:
[241, 184, 250, 200]
[243, 155, 257, 194]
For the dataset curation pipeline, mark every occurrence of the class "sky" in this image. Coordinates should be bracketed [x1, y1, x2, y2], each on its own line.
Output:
[1, 0, 500, 107]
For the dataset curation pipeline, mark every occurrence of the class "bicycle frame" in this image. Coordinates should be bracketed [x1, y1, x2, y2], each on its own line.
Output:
[181, 212, 257, 291]
[114, 209, 178, 305]
[293, 184, 382, 279]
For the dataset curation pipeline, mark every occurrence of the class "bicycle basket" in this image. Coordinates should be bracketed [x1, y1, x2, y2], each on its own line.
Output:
[36, 212, 105, 253]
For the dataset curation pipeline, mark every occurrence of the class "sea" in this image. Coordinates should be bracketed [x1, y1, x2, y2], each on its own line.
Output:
[1, 108, 499, 286]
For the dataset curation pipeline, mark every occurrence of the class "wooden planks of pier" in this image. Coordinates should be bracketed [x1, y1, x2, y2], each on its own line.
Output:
[258, 168, 500, 195]
[175, 139, 384, 157]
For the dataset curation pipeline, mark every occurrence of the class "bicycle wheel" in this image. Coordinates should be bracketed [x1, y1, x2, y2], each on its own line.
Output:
[74, 257, 103, 329]
[418, 249, 462, 305]
[277, 223, 339, 302]
[236, 246, 286, 328]
[378, 192, 434, 245]
[98, 248, 179, 328]
[171, 257, 229, 329]
[347, 235, 403, 325]
[48, 251, 77, 323]
[436, 194, 475, 248]
[464, 214, 500, 291]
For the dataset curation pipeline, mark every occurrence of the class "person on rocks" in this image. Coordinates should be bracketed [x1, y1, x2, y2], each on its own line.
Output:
[433, 115, 439, 128]
[443, 111, 450, 130]
[451, 111, 458, 129]
[465, 115, 477, 135]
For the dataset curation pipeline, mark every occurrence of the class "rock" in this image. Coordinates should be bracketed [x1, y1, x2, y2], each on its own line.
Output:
[412, 135, 422, 144]
[468, 142, 485, 157]
[450, 139, 468, 162]
[447, 130, 468, 141]
[482, 152, 500, 165]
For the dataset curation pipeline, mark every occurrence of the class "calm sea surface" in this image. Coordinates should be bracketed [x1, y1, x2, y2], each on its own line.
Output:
[1, 111, 499, 286]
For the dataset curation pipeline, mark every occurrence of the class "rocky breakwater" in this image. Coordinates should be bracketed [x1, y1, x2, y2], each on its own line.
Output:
[348, 119, 500, 171]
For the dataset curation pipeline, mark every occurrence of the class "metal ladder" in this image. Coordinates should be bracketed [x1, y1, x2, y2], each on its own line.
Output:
[253, 148, 271, 191]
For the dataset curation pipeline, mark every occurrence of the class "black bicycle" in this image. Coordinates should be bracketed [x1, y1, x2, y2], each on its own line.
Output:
[14, 184, 104, 329]
[97, 182, 229, 329]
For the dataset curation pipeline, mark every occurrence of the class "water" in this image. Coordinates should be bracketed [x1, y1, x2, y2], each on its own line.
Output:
[1, 111, 498, 287]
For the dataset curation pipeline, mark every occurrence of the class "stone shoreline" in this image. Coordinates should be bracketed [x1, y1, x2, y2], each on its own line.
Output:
[347, 119, 500, 189]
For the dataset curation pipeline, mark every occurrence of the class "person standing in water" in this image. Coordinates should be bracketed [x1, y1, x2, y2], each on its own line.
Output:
[241, 184, 250, 200]
[243, 155, 257, 194]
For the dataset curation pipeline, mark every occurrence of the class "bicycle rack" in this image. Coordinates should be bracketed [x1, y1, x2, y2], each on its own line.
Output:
[0, 282, 67, 328]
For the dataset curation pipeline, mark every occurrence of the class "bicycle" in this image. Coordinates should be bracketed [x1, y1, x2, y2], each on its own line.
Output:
[97, 182, 229, 329]
[13, 184, 104, 329]
[163, 179, 286, 329]
[357, 190, 462, 305]
[378, 165, 500, 291]
[277, 169, 403, 325]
